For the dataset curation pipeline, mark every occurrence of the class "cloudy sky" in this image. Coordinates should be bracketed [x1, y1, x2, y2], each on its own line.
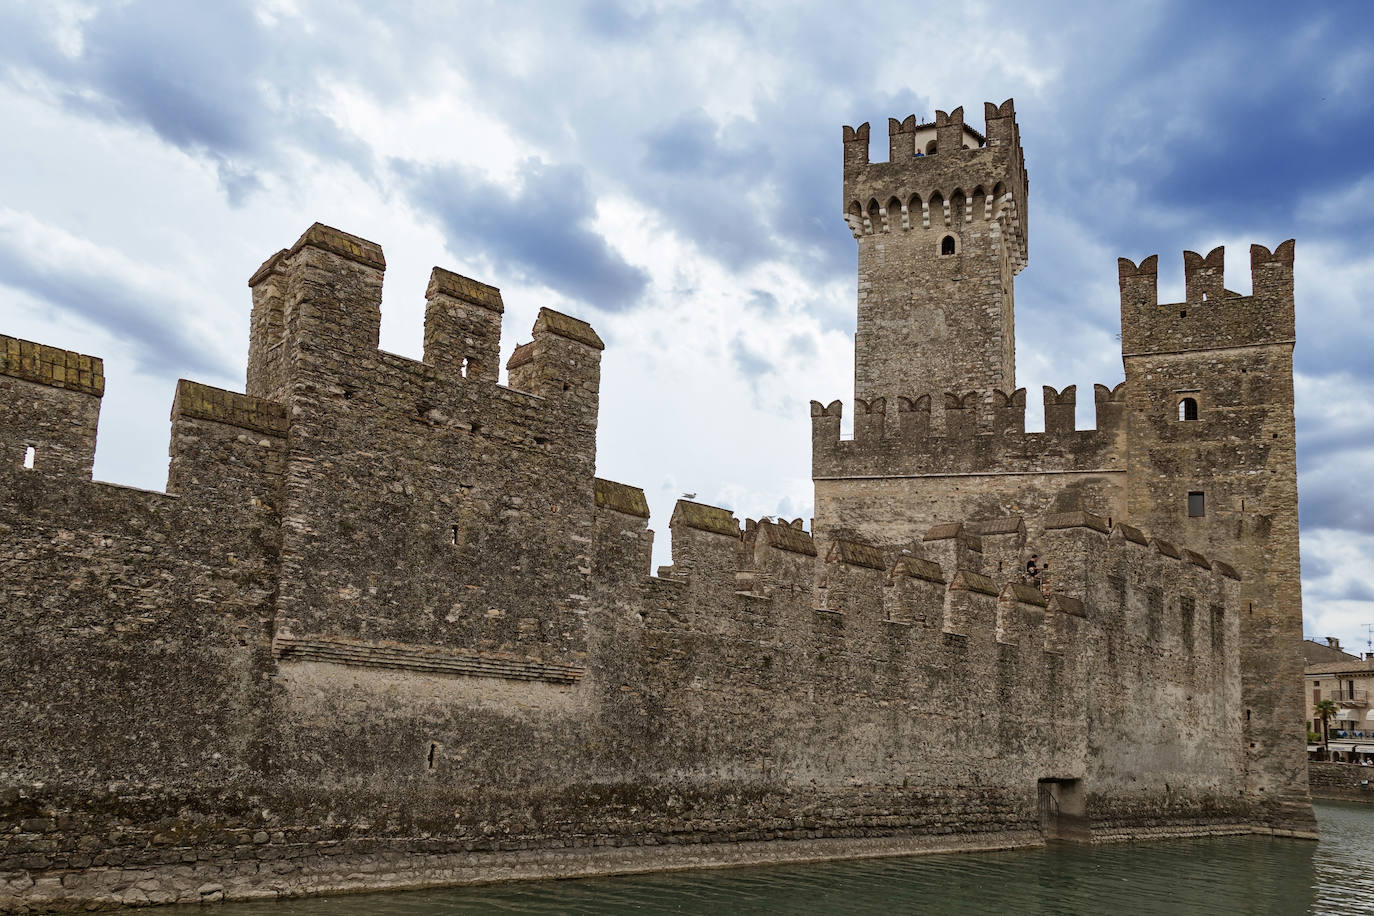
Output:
[2, 0, 1372, 651]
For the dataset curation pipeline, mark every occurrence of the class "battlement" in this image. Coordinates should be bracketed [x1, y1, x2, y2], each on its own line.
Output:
[7, 223, 610, 503]
[810, 382, 1128, 479]
[1, 333, 105, 478]
[1119, 242, 1296, 356]
[1, 334, 105, 397]
[843, 99, 1028, 272]
[171, 379, 287, 437]
[606, 490, 1238, 673]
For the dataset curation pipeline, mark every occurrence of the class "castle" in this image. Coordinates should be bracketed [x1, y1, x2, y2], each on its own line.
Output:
[0, 99, 1313, 911]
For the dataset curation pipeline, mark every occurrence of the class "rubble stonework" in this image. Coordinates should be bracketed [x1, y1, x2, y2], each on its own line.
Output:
[824, 98, 1310, 834]
[0, 100, 1312, 912]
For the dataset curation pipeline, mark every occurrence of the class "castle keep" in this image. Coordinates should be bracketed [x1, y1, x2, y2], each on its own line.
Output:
[0, 99, 1312, 911]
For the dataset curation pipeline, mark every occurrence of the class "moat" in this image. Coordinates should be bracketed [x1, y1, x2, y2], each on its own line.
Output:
[147, 801, 1369, 915]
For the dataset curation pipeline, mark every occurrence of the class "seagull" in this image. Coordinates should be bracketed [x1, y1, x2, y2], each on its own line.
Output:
[682, 492, 696, 499]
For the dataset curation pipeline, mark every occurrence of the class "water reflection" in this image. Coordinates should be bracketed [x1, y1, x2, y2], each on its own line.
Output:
[156, 801, 1374, 915]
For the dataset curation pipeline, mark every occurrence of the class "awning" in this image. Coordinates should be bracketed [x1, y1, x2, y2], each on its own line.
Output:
[1356, 745, 1374, 754]
[1308, 745, 1324, 752]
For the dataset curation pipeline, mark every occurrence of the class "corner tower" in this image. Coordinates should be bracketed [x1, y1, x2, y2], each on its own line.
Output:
[1120, 243, 1311, 828]
[843, 100, 1028, 402]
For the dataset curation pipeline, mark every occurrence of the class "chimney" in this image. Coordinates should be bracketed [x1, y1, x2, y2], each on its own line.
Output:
[1327, 636, 1341, 650]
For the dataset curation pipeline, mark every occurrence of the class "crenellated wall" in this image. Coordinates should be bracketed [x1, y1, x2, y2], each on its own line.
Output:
[1, 335, 104, 479]
[811, 382, 1130, 559]
[826, 94, 1308, 834]
[0, 216, 1306, 913]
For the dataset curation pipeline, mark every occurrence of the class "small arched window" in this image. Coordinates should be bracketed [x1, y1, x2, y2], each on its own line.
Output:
[940, 235, 956, 256]
[22, 445, 36, 469]
[925, 140, 937, 155]
[1178, 397, 1198, 421]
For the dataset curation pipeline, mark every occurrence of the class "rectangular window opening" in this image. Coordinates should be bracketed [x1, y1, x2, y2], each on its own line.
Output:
[22, 445, 35, 470]
[1187, 491, 1205, 517]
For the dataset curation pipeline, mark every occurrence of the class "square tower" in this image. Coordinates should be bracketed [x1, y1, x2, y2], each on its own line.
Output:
[1120, 243, 1308, 821]
[843, 100, 1028, 402]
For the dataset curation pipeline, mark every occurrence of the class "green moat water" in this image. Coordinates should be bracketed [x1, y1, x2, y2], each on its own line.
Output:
[162, 801, 1373, 915]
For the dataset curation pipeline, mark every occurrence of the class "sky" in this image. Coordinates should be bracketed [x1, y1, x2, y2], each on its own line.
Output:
[1, 0, 1372, 653]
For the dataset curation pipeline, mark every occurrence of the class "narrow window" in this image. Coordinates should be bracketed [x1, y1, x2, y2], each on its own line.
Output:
[22, 445, 35, 469]
[940, 235, 956, 256]
[1178, 397, 1198, 421]
[1179, 310, 1187, 318]
[427, 741, 439, 771]
[459, 356, 469, 378]
[1187, 491, 1205, 517]
[450, 525, 459, 545]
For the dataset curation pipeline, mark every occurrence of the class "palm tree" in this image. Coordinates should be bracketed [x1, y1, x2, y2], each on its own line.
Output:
[1314, 699, 1339, 760]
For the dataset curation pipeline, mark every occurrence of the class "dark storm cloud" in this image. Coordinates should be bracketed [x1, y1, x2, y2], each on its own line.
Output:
[643, 109, 766, 177]
[1296, 418, 1374, 464]
[0, 0, 373, 203]
[73, 2, 268, 155]
[0, 232, 229, 378]
[635, 110, 783, 269]
[730, 336, 773, 380]
[400, 159, 649, 311]
[1104, 9, 1374, 231]
[1339, 580, 1374, 603]
[1299, 457, 1374, 536]
[1303, 552, 1335, 580]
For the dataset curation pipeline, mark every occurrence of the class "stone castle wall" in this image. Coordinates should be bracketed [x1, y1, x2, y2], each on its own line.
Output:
[0, 97, 1315, 911]
[823, 99, 1310, 832]
[0, 220, 1284, 911]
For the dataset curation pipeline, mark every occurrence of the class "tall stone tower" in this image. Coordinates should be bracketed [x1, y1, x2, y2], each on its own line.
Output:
[1120, 243, 1311, 827]
[842, 100, 1028, 403]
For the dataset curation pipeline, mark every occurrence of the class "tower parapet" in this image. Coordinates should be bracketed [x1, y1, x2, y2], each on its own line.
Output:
[843, 99, 1028, 403]
[1119, 243, 1295, 356]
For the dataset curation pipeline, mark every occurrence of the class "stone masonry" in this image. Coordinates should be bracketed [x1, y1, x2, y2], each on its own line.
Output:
[0, 99, 1312, 912]
[819, 98, 1312, 831]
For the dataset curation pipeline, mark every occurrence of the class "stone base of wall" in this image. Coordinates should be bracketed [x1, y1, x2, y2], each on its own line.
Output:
[1308, 762, 1374, 804]
[3, 831, 1044, 912]
[1, 819, 1324, 912]
[1091, 822, 1316, 843]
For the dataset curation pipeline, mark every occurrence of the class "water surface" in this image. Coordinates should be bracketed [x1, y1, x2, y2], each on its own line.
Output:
[164, 801, 1374, 914]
